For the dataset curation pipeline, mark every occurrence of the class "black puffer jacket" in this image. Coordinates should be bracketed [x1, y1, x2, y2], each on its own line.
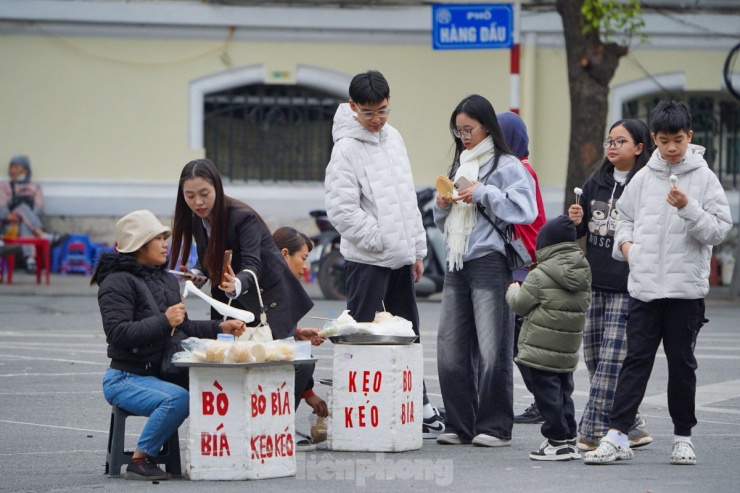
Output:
[93, 253, 221, 376]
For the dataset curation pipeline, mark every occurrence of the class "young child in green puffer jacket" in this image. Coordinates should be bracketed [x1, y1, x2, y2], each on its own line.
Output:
[506, 214, 591, 461]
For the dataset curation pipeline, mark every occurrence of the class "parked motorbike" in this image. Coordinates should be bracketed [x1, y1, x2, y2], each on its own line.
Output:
[308, 187, 446, 301]
[307, 209, 345, 300]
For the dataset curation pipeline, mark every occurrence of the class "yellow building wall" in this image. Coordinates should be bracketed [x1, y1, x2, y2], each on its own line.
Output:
[1, 33, 511, 186]
[525, 45, 570, 187]
[1, 32, 730, 190]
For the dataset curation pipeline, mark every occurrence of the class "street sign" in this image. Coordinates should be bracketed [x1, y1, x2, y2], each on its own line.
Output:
[432, 3, 513, 50]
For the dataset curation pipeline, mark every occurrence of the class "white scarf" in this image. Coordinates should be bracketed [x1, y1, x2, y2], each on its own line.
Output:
[444, 136, 495, 271]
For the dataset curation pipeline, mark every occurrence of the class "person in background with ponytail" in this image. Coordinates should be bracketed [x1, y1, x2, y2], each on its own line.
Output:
[273, 226, 313, 279]
[568, 119, 654, 452]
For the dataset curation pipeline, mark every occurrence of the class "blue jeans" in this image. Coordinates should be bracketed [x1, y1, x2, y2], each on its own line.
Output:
[102, 368, 189, 457]
[437, 252, 515, 440]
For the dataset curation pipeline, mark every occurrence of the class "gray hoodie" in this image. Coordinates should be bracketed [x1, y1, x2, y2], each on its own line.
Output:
[433, 153, 537, 264]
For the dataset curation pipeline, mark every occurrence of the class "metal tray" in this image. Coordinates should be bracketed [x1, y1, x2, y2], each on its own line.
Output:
[173, 358, 317, 368]
[328, 334, 418, 345]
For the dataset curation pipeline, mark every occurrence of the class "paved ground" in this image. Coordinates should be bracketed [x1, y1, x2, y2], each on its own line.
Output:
[1, 272, 739, 492]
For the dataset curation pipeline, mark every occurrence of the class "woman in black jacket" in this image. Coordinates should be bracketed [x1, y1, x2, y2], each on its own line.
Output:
[92, 210, 244, 481]
[567, 119, 654, 452]
[169, 159, 327, 425]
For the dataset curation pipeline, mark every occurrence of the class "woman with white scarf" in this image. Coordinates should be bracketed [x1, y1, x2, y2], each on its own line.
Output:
[434, 94, 537, 447]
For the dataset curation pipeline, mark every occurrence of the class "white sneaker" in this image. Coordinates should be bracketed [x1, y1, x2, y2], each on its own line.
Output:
[583, 438, 634, 464]
[436, 432, 471, 445]
[670, 441, 696, 465]
[295, 439, 317, 452]
[472, 433, 511, 447]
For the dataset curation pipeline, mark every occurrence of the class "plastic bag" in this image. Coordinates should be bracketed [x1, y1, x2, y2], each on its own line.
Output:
[175, 336, 296, 363]
[230, 341, 268, 363]
[319, 310, 415, 338]
[264, 339, 296, 361]
[310, 415, 327, 444]
[369, 316, 415, 337]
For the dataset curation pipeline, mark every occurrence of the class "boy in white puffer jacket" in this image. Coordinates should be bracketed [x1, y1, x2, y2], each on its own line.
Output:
[324, 70, 444, 437]
[584, 100, 732, 466]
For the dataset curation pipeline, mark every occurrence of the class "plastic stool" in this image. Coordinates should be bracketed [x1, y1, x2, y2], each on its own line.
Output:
[105, 405, 182, 478]
[0, 244, 21, 284]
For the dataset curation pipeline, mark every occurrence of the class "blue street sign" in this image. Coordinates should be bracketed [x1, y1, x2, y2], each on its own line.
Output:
[432, 3, 513, 50]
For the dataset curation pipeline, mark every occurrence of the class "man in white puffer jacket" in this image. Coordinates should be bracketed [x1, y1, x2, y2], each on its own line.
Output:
[325, 70, 444, 438]
[584, 100, 732, 467]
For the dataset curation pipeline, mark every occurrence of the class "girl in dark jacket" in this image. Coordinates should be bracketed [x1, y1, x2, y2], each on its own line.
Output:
[567, 119, 653, 451]
[169, 159, 327, 425]
[92, 210, 244, 480]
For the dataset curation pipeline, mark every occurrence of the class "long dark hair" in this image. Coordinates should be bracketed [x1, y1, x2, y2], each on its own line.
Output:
[169, 158, 264, 287]
[591, 119, 653, 188]
[448, 94, 514, 182]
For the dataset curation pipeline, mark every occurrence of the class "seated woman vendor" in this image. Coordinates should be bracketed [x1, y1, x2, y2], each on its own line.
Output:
[92, 209, 245, 480]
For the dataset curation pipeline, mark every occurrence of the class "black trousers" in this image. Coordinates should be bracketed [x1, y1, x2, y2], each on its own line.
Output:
[345, 260, 428, 405]
[609, 298, 706, 437]
[294, 363, 315, 411]
[529, 368, 577, 440]
[514, 315, 534, 394]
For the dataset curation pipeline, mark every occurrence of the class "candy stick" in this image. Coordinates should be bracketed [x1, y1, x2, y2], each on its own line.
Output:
[574, 187, 583, 205]
[182, 280, 255, 323]
[670, 175, 678, 187]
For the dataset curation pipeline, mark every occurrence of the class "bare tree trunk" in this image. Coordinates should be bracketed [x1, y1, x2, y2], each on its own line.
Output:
[556, 0, 628, 212]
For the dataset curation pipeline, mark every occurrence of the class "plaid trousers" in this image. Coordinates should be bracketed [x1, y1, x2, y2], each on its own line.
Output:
[578, 290, 630, 439]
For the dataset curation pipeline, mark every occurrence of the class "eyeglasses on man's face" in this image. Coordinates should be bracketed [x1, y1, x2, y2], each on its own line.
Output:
[453, 124, 483, 139]
[354, 105, 391, 120]
[603, 138, 633, 149]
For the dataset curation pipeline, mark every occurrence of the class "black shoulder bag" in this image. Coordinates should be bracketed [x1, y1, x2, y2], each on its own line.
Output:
[476, 204, 533, 271]
[132, 275, 189, 389]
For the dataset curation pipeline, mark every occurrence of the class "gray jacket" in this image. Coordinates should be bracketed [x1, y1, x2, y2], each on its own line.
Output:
[433, 154, 537, 263]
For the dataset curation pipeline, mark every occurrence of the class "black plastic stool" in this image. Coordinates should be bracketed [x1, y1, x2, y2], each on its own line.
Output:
[105, 405, 182, 478]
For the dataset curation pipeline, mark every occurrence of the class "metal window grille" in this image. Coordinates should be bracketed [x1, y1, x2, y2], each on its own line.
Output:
[204, 84, 344, 182]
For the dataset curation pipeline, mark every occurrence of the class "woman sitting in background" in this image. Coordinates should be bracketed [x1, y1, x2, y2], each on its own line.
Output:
[0, 156, 45, 271]
[92, 209, 244, 480]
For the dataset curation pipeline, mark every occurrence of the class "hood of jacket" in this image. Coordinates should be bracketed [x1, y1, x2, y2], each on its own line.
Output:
[92, 252, 165, 286]
[534, 242, 591, 293]
[332, 103, 384, 145]
[646, 144, 707, 178]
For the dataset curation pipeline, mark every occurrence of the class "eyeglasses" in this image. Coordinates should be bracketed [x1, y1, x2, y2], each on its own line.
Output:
[603, 138, 633, 149]
[354, 106, 391, 120]
[453, 124, 483, 139]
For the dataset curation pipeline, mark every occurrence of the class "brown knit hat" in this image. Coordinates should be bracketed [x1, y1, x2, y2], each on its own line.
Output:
[115, 210, 171, 253]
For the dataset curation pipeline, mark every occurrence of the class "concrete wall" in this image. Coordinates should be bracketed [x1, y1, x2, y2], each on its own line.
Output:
[1, 2, 738, 231]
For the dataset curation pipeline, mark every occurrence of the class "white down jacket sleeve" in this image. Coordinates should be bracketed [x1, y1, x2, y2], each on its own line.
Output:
[325, 141, 383, 254]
